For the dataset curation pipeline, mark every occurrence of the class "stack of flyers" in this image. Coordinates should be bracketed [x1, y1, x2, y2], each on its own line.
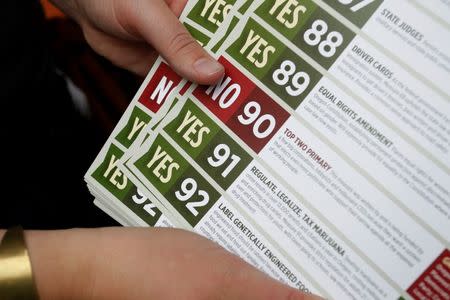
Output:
[86, 0, 450, 299]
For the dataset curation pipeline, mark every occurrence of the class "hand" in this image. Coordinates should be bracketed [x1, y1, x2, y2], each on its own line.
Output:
[8, 227, 323, 300]
[51, 0, 224, 84]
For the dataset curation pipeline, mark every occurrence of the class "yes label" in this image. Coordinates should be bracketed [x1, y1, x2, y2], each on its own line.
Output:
[268, 0, 307, 29]
[240, 29, 276, 69]
[135, 135, 220, 227]
[92, 145, 164, 226]
[134, 135, 189, 195]
[103, 154, 127, 189]
[201, 0, 233, 26]
[227, 18, 285, 79]
[255, 0, 317, 39]
[92, 144, 133, 200]
[188, 0, 237, 33]
[165, 100, 252, 190]
[176, 110, 211, 148]
[146, 145, 180, 184]
[116, 107, 152, 148]
[165, 99, 220, 158]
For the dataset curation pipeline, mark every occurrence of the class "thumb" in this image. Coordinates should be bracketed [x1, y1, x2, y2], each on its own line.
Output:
[134, 0, 224, 84]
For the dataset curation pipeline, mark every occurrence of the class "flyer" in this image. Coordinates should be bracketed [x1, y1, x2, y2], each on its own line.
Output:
[85, 0, 250, 226]
[86, 0, 450, 299]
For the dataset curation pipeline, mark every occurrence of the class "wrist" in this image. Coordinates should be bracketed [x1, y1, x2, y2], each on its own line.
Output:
[24, 229, 99, 300]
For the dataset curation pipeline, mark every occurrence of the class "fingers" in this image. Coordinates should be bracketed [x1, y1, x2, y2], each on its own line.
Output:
[132, 0, 224, 84]
[166, 0, 189, 17]
[83, 24, 159, 76]
[217, 256, 324, 300]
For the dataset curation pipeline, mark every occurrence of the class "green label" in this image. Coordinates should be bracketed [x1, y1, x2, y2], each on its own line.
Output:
[165, 166, 221, 227]
[255, 0, 317, 40]
[322, 0, 383, 28]
[92, 144, 164, 226]
[238, 0, 254, 14]
[184, 22, 211, 47]
[151, 97, 180, 131]
[187, 0, 237, 33]
[293, 7, 355, 69]
[196, 130, 253, 190]
[227, 18, 286, 79]
[134, 135, 189, 195]
[115, 107, 152, 149]
[262, 47, 322, 109]
[164, 99, 220, 159]
[92, 144, 133, 200]
[212, 16, 239, 54]
[122, 186, 163, 226]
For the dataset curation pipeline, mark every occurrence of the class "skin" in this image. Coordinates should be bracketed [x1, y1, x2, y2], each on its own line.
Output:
[2, 1, 325, 299]
[51, 0, 225, 83]
[1, 228, 323, 300]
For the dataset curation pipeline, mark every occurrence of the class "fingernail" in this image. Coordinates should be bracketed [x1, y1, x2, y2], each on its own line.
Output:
[193, 57, 224, 76]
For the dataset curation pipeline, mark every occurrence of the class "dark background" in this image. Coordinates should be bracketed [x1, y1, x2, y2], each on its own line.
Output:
[0, 0, 141, 229]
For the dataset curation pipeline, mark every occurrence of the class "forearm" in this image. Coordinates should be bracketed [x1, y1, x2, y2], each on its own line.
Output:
[2, 227, 321, 300]
[0, 229, 97, 300]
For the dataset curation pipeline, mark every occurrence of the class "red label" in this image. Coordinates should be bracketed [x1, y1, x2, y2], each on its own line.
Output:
[227, 87, 290, 153]
[193, 57, 255, 123]
[138, 62, 182, 113]
[179, 82, 191, 96]
[407, 249, 450, 299]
